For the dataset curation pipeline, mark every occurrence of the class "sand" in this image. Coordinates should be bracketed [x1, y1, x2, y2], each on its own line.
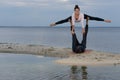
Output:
[56, 50, 120, 66]
[0, 43, 120, 66]
[0, 43, 71, 57]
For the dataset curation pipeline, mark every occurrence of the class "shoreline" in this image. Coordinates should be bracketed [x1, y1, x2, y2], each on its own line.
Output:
[0, 43, 120, 66]
[0, 43, 71, 58]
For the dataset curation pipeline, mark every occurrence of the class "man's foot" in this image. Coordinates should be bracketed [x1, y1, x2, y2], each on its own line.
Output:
[71, 30, 75, 35]
[50, 23, 56, 27]
[86, 17, 89, 25]
[104, 20, 111, 23]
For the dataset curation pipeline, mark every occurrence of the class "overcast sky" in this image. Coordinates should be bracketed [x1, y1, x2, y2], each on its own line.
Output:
[0, 0, 119, 27]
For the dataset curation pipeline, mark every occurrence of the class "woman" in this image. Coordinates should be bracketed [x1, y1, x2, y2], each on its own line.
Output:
[50, 5, 111, 33]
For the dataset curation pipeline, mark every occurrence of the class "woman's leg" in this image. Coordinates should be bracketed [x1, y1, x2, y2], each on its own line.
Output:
[50, 16, 72, 27]
[55, 16, 72, 25]
[84, 14, 104, 21]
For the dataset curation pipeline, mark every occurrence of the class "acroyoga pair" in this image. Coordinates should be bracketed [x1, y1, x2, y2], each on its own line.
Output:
[50, 5, 111, 53]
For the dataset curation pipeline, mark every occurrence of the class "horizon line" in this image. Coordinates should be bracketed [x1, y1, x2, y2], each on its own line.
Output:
[0, 26, 120, 28]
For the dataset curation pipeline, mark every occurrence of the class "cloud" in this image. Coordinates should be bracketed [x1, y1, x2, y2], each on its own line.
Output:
[0, 0, 61, 7]
[0, 0, 103, 11]
[59, 0, 68, 2]
[0, 0, 119, 26]
[0, 0, 50, 7]
[0, 0, 119, 8]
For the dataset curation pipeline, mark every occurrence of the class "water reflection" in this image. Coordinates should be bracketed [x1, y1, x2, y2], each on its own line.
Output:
[70, 65, 88, 80]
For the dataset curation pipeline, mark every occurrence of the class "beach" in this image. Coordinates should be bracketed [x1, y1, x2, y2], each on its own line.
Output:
[0, 43, 120, 66]
[0, 1, 120, 79]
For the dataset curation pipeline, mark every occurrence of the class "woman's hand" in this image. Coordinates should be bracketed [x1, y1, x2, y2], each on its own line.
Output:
[71, 25, 75, 35]
[82, 28, 85, 34]
[50, 23, 56, 27]
[71, 29, 75, 35]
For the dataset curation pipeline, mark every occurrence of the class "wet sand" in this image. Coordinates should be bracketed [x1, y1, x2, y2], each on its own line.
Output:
[0, 43, 120, 66]
[56, 50, 120, 66]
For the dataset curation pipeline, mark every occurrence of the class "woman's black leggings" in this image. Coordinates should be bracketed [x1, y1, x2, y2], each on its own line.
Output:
[55, 14, 104, 30]
[72, 24, 88, 53]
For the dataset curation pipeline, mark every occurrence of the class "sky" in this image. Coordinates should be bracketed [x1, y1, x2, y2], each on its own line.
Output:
[0, 0, 120, 27]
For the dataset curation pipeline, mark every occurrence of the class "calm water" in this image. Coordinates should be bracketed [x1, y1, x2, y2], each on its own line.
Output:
[0, 27, 120, 53]
[0, 27, 120, 80]
[0, 53, 120, 80]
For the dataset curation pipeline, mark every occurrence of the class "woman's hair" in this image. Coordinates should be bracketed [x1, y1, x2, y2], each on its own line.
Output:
[74, 5, 80, 11]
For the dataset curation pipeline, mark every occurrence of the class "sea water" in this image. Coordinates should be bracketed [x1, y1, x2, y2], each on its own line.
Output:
[0, 53, 120, 80]
[0, 27, 120, 80]
[0, 27, 120, 53]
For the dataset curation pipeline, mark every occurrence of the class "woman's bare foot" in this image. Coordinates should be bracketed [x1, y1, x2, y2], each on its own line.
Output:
[104, 20, 111, 23]
[50, 23, 56, 27]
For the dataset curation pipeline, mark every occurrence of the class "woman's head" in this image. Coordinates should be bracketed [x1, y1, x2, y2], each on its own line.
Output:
[74, 5, 80, 15]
